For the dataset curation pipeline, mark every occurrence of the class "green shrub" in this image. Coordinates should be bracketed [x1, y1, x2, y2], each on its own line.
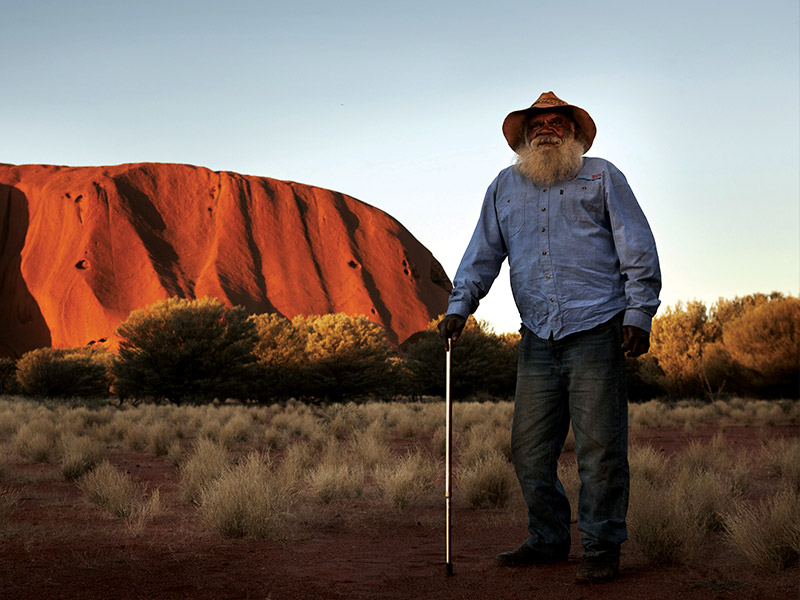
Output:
[112, 297, 259, 403]
[403, 315, 518, 399]
[16, 347, 112, 398]
[250, 313, 306, 401]
[0, 358, 18, 394]
[295, 313, 392, 402]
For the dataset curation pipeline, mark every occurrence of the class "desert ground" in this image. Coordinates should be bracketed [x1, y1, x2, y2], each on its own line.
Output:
[0, 396, 798, 600]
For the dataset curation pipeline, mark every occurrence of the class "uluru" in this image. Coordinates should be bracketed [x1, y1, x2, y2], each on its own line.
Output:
[0, 163, 452, 358]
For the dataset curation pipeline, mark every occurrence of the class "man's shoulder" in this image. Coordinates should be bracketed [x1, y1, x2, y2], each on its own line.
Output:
[581, 156, 614, 171]
[492, 164, 528, 189]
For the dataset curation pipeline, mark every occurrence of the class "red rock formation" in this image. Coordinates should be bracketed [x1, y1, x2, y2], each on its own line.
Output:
[0, 163, 451, 357]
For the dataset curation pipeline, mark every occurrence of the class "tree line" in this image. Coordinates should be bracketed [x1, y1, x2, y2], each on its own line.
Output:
[0, 293, 796, 403]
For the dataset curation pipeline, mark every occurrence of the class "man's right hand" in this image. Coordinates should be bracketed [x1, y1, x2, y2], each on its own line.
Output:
[437, 314, 467, 351]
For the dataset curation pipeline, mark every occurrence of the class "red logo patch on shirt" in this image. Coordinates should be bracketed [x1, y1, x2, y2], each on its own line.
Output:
[592, 173, 602, 179]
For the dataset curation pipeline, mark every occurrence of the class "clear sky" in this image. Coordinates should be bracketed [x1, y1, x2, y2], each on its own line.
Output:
[2, 0, 798, 334]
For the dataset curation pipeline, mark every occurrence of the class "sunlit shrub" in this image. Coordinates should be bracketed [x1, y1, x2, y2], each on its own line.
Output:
[112, 297, 258, 403]
[16, 347, 112, 398]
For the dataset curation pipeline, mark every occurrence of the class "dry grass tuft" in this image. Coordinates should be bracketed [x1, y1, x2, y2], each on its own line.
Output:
[628, 477, 706, 564]
[60, 434, 104, 480]
[123, 423, 149, 452]
[148, 422, 175, 457]
[629, 444, 669, 486]
[375, 449, 435, 509]
[308, 443, 365, 503]
[349, 423, 390, 471]
[77, 460, 163, 534]
[179, 438, 230, 504]
[675, 434, 728, 474]
[218, 413, 254, 449]
[127, 488, 162, 537]
[724, 486, 800, 571]
[78, 461, 140, 518]
[200, 452, 295, 538]
[760, 437, 800, 490]
[13, 420, 58, 463]
[458, 450, 515, 509]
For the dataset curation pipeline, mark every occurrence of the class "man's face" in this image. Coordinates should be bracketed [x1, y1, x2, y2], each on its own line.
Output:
[525, 111, 575, 149]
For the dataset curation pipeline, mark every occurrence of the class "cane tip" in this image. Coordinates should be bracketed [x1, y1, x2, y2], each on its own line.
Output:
[445, 562, 454, 577]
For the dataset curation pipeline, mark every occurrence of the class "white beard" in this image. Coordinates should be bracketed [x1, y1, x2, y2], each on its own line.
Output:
[515, 136, 585, 186]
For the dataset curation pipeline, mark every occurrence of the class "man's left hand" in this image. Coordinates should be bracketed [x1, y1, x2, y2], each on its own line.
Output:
[621, 326, 650, 357]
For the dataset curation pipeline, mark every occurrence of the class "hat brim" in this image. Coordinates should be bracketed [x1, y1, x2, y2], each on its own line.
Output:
[502, 104, 596, 153]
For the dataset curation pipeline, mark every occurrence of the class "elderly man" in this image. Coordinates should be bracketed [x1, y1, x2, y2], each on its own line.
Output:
[439, 92, 661, 583]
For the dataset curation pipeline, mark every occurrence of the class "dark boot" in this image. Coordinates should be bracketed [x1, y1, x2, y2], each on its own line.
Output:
[495, 542, 570, 567]
[575, 555, 620, 583]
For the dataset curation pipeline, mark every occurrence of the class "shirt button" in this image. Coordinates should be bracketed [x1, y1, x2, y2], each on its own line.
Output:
[543, 189, 548, 192]
[542, 251, 547, 255]
[546, 275, 551, 279]
[541, 228, 546, 232]
[541, 207, 546, 212]
[550, 298, 555, 302]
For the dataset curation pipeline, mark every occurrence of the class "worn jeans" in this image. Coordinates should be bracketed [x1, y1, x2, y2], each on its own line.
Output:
[511, 313, 629, 559]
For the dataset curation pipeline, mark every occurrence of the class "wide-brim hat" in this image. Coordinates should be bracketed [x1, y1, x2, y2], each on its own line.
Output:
[502, 91, 596, 153]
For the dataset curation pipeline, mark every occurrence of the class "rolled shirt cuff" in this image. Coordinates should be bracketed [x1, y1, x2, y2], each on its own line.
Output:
[623, 308, 654, 333]
[445, 300, 473, 320]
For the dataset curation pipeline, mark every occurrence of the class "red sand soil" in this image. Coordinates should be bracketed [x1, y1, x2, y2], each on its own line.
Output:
[1, 425, 798, 600]
[0, 163, 451, 357]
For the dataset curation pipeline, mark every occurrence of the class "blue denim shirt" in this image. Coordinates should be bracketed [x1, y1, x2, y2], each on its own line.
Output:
[447, 157, 661, 340]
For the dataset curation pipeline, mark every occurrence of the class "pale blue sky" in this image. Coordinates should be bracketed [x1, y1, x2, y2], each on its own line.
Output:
[2, 0, 798, 333]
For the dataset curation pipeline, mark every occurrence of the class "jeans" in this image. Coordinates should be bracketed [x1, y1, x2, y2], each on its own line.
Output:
[511, 313, 629, 559]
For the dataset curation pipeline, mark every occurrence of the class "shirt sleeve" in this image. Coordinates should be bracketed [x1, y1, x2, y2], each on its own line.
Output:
[605, 165, 662, 331]
[446, 178, 509, 318]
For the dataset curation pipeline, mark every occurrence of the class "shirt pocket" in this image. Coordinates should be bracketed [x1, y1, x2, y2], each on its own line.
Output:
[561, 180, 605, 222]
[496, 192, 527, 237]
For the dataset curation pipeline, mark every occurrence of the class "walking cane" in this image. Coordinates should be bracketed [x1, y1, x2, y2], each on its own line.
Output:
[445, 345, 454, 576]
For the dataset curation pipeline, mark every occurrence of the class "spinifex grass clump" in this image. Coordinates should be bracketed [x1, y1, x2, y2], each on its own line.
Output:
[628, 444, 669, 486]
[12, 419, 58, 463]
[348, 422, 391, 471]
[78, 460, 161, 535]
[760, 437, 800, 490]
[200, 452, 295, 538]
[724, 487, 800, 571]
[307, 442, 365, 503]
[79, 461, 139, 518]
[457, 450, 515, 509]
[59, 434, 104, 480]
[628, 438, 740, 563]
[179, 438, 231, 504]
[374, 449, 435, 509]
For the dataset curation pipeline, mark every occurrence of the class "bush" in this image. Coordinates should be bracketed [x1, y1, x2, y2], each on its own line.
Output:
[16, 347, 112, 398]
[403, 315, 518, 399]
[723, 296, 799, 397]
[250, 313, 306, 401]
[0, 358, 18, 394]
[112, 297, 259, 403]
[295, 313, 392, 402]
[646, 301, 713, 397]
